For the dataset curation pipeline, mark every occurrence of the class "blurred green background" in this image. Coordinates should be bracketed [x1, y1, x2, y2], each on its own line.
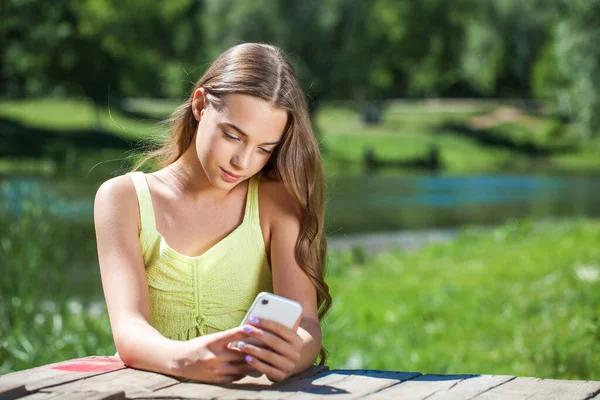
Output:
[1, 0, 598, 380]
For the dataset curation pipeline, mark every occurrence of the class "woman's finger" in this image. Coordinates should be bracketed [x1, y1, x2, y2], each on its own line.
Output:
[237, 342, 294, 375]
[244, 354, 288, 382]
[211, 326, 251, 348]
[240, 325, 297, 361]
[248, 318, 302, 347]
[216, 361, 256, 376]
[214, 349, 249, 363]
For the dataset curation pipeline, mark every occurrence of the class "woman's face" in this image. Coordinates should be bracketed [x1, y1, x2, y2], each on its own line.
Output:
[192, 90, 288, 191]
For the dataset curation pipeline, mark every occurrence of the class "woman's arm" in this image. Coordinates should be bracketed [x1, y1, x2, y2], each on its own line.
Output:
[236, 180, 322, 380]
[269, 194, 322, 373]
[94, 176, 253, 382]
[95, 176, 181, 373]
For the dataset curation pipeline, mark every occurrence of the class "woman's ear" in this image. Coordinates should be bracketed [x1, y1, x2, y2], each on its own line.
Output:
[192, 88, 207, 121]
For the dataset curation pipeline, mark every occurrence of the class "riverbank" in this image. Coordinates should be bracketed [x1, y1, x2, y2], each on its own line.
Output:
[328, 228, 458, 253]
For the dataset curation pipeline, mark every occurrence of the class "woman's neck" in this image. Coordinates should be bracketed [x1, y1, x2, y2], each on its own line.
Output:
[158, 147, 231, 202]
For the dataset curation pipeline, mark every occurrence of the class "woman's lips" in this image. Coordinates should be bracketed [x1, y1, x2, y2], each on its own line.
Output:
[220, 168, 240, 182]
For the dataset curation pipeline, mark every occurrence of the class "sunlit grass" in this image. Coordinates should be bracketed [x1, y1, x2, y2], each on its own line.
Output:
[323, 219, 600, 380]
[0, 98, 163, 140]
[0, 200, 113, 374]
[317, 105, 599, 173]
[318, 106, 522, 172]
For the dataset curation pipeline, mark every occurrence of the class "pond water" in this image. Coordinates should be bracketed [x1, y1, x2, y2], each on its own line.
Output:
[2, 172, 600, 234]
[326, 173, 600, 234]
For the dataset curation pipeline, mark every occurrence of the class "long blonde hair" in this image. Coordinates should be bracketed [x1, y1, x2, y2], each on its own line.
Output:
[135, 43, 332, 365]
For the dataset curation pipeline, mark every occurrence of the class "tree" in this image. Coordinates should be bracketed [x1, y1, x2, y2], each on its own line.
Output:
[201, 0, 476, 121]
[1, 0, 208, 106]
[542, 0, 600, 136]
[460, 0, 551, 97]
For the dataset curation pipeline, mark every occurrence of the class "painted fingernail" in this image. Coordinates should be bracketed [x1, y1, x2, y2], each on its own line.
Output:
[243, 326, 252, 334]
[238, 341, 247, 349]
[249, 317, 259, 324]
[245, 355, 253, 363]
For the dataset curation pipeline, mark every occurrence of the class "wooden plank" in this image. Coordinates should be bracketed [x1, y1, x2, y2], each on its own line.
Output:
[426, 375, 515, 400]
[138, 380, 233, 399]
[231, 371, 354, 400]
[241, 368, 361, 400]
[141, 366, 330, 400]
[287, 370, 422, 399]
[367, 374, 515, 400]
[18, 391, 125, 400]
[156, 368, 414, 400]
[475, 377, 600, 400]
[211, 365, 331, 400]
[0, 382, 28, 399]
[233, 365, 329, 387]
[363, 374, 475, 399]
[41, 367, 182, 399]
[0, 357, 126, 392]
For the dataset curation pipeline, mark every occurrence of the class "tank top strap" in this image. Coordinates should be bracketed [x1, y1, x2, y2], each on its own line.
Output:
[126, 172, 157, 232]
[244, 173, 261, 222]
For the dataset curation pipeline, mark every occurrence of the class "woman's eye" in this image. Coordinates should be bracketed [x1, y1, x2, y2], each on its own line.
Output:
[223, 132, 239, 141]
[259, 148, 273, 155]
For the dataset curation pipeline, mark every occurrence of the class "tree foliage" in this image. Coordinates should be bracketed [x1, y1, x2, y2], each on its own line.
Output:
[2, 0, 599, 135]
[547, 0, 600, 136]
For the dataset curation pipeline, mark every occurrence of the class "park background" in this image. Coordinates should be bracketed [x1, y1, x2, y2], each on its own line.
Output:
[1, 0, 599, 380]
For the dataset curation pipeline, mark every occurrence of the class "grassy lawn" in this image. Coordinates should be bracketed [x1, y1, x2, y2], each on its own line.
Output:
[317, 104, 598, 173]
[323, 219, 600, 380]
[0, 98, 163, 140]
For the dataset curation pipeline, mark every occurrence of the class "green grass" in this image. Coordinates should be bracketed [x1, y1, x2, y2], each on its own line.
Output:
[317, 106, 526, 172]
[0, 98, 163, 140]
[317, 105, 600, 173]
[552, 136, 600, 171]
[323, 219, 600, 379]
[0, 200, 114, 374]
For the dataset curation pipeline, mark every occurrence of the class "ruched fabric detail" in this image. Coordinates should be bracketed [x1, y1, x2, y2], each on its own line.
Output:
[127, 172, 273, 341]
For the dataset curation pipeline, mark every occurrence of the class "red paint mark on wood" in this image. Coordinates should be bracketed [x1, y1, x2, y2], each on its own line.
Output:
[51, 361, 124, 373]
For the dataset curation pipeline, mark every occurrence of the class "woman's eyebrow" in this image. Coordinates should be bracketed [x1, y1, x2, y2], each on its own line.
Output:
[222, 122, 280, 145]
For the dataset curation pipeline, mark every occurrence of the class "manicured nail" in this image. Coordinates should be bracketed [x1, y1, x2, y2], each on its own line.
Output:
[243, 326, 252, 334]
[238, 341, 247, 349]
[249, 317, 259, 324]
[245, 355, 253, 363]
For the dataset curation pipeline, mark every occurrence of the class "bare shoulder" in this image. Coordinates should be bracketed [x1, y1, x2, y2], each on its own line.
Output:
[258, 176, 302, 221]
[95, 174, 137, 208]
[94, 174, 139, 229]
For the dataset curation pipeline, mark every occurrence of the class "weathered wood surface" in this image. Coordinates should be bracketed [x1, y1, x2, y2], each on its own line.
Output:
[0, 356, 598, 400]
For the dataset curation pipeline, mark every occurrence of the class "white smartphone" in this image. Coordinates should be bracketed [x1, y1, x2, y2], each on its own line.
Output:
[240, 292, 302, 344]
[231, 292, 303, 377]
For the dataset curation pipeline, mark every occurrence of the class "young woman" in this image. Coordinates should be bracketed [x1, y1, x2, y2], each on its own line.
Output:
[94, 43, 331, 384]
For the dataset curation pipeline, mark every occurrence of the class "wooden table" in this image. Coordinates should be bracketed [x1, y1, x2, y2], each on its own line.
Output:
[0, 356, 598, 399]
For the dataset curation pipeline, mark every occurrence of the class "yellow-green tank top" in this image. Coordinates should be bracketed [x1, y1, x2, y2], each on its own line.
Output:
[127, 172, 273, 341]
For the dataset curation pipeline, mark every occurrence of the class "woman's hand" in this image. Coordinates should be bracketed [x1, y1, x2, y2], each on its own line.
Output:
[232, 317, 303, 382]
[170, 327, 256, 384]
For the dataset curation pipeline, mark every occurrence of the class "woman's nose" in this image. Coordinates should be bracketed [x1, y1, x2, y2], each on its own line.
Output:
[232, 148, 251, 169]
